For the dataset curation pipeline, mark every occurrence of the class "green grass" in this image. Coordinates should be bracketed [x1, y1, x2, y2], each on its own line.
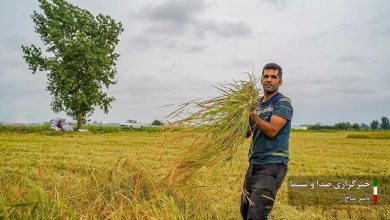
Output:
[0, 124, 51, 133]
[0, 131, 389, 219]
[76, 125, 162, 133]
[0, 123, 162, 134]
[82, 125, 120, 133]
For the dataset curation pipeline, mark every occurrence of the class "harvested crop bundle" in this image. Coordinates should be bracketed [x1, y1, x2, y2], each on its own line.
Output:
[164, 74, 261, 183]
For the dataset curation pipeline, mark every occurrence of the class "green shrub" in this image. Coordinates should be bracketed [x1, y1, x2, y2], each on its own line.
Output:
[82, 125, 120, 133]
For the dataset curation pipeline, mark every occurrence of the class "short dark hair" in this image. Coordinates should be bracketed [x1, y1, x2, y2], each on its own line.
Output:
[262, 63, 283, 79]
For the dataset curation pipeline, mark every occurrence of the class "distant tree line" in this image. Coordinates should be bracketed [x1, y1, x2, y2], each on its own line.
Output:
[88, 119, 164, 126]
[308, 116, 389, 131]
[370, 116, 389, 130]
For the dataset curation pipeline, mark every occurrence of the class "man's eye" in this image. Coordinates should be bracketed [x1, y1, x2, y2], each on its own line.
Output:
[271, 76, 277, 79]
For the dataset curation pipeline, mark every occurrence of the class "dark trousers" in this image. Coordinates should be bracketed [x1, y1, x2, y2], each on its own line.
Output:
[240, 163, 287, 220]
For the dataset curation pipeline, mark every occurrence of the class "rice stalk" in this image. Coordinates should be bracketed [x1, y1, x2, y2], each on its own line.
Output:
[164, 73, 261, 184]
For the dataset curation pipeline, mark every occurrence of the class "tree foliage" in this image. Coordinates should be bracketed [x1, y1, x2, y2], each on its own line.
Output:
[22, 0, 123, 129]
[334, 122, 352, 130]
[351, 123, 360, 130]
[370, 120, 379, 130]
[380, 116, 389, 130]
[308, 121, 378, 130]
[152, 120, 163, 126]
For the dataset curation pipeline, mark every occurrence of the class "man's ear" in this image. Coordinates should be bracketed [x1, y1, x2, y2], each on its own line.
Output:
[279, 78, 283, 86]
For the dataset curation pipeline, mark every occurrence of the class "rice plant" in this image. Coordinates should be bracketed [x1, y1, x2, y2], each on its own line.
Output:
[164, 73, 261, 183]
[2, 131, 390, 218]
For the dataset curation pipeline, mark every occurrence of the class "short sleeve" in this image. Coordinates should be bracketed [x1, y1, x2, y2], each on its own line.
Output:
[273, 97, 293, 121]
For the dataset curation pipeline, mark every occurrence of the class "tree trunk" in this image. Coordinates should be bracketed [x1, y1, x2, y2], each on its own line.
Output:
[76, 112, 83, 130]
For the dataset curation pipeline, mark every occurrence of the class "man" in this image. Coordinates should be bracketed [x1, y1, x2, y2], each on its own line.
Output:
[240, 63, 293, 219]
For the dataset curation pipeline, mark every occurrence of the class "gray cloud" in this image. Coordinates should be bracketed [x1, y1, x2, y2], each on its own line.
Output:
[1, 0, 390, 125]
[383, 26, 390, 36]
[216, 57, 253, 70]
[195, 20, 252, 38]
[141, 0, 207, 26]
[128, 0, 253, 52]
[216, 22, 251, 37]
[337, 55, 364, 63]
[141, 19, 252, 39]
[230, 58, 253, 69]
[137, 0, 252, 41]
[0, 38, 28, 70]
[162, 41, 206, 52]
[316, 12, 390, 40]
[127, 0, 252, 53]
[129, 19, 252, 52]
[127, 35, 206, 53]
[111, 75, 219, 122]
[260, 0, 287, 8]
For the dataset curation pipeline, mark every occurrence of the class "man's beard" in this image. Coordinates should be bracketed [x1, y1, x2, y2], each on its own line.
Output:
[263, 85, 278, 93]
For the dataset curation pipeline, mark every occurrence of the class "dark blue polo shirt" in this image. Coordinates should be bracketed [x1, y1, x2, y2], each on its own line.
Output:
[249, 92, 293, 165]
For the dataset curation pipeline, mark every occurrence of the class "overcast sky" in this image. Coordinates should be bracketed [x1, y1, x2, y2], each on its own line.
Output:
[1, 0, 389, 125]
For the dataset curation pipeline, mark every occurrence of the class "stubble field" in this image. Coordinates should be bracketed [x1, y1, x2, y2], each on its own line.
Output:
[0, 130, 389, 219]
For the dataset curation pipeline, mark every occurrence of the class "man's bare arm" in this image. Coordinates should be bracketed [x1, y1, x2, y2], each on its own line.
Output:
[249, 112, 287, 138]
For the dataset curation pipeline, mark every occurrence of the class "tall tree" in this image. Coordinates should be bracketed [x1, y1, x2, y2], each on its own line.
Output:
[370, 120, 379, 130]
[380, 116, 389, 130]
[352, 123, 360, 130]
[22, 0, 123, 129]
[152, 119, 163, 126]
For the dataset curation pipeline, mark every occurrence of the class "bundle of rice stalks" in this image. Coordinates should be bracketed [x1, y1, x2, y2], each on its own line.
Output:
[164, 73, 261, 183]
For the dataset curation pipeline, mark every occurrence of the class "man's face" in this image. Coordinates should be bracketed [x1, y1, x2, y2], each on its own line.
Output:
[261, 69, 282, 93]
